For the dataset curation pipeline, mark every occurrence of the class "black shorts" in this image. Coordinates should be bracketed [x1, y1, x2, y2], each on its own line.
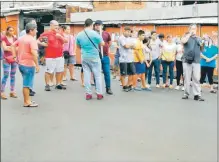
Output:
[120, 62, 136, 76]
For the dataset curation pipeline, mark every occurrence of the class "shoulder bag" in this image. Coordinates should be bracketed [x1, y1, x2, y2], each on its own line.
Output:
[84, 30, 102, 60]
[63, 36, 71, 59]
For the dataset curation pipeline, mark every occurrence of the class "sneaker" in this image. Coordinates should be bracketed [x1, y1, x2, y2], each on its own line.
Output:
[182, 95, 189, 100]
[134, 87, 142, 91]
[175, 86, 180, 90]
[126, 85, 133, 92]
[147, 84, 151, 88]
[169, 85, 173, 89]
[55, 84, 63, 90]
[61, 82, 67, 86]
[45, 85, 51, 91]
[162, 84, 166, 88]
[156, 84, 160, 88]
[97, 94, 103, 100]
[194, 95, 205, 101]
[86, 94, 92, 100]
[123, 86, 128, 91]
[142, 87, 152, 91]
[29, 91, 35, 96]
[181, 87, 185, 91]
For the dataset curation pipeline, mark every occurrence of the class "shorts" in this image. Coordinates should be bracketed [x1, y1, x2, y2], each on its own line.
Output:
[19, 65, 35, 89]
[135, 62, 146, 74]
[120, 62, 136, 76]
[114, 57, 119, 67]
[45, 57, 64, 74]
[65, 55, 76, 65]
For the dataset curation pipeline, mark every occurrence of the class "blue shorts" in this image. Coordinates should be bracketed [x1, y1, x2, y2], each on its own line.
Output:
[134, 62, 146, 74]
[19, 65, 35, 89]
[114, 57, 119, 66]
[65, 55, 76, 65]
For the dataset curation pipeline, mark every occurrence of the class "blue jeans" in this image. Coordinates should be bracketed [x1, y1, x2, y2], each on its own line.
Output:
[148, 58, 160, 85]
[19, 65, 35, 89]
[82, 58, 102, 95]
[162, 60, 174, 85]
[101, 55, 111, 88]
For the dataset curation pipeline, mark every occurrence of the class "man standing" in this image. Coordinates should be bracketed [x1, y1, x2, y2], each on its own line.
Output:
[76, 18, 105, 100]
[118, 26, 136, 92]
[148, 31, 163, 88]
[11, 23, 40, 107]
[93, 20, 113, 95]
[181, 24, 204, 101]
[39, 20, 67, 91]
[19, 18, 38, 96]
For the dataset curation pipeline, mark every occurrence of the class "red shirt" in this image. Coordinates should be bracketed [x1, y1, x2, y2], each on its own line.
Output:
[1, 36, 17, 57]
[102, 31, 111, 56]
[39, 30, 64, 58]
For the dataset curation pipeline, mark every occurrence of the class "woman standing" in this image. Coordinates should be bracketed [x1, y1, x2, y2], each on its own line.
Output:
[1, 26, 17, 99]
[161, 35, 176, 89]
[143, 37, 152, 90]
[200, 36, 218, 93]
[62, 25, 77, 82]
[175, 39, 185, 91]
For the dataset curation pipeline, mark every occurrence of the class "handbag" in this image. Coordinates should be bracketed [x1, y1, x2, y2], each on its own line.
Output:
[63, 36, 71, 59]
[185, 37, 197, 64]
[4, 55, 15, 64]
[84, 30, 102, 60]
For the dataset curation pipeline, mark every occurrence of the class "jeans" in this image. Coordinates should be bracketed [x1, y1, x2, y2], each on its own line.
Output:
[148, 58, 160, 85]
[82, 58, 102, 95]
[101, 55, 111, 88]
[162, 60, 174, 85]
[19, 64, 35, 89]
[1, 60, 17, 92]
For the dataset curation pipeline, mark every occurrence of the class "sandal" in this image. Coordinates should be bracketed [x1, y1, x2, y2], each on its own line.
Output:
[1, 93, 7, 100]
[70, 78, 78, 81]
[10, 92, 18, 98]
[210, 90, 217, 94]
[23, 103, 38, 107]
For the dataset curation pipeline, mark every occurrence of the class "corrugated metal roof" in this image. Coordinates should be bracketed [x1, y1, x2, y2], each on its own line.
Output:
[70, 3, 217, 23]
[67, 17, 217, 25]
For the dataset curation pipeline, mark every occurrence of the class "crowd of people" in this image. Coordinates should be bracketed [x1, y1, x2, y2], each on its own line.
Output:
[0, 18, 218, 106]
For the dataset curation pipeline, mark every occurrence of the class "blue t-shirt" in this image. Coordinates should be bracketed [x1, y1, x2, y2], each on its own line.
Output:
[200, 45, 218, 68]
[76, 29, 103, 60]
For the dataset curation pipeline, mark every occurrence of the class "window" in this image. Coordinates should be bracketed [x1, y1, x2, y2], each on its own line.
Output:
[99, 0, 108, 4]
[110, 0, 118, 3]
[132, 0, 142, 4]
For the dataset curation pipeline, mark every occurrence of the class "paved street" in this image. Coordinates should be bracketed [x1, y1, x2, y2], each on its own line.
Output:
[1, 66, 217, 162]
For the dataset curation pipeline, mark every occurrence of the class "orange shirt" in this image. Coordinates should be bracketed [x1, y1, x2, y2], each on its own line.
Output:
[39, 30, 64, 58]
[15, 35, 38, 67]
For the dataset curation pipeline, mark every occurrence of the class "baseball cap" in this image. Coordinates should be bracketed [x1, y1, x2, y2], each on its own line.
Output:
[95, 20, 103, 25]
[124, 26, 131, 31]
[25, 23, 37, 31]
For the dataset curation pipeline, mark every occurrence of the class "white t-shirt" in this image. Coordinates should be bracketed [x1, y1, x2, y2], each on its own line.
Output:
[162, 42, 177, 61]
[176, 44, 183, 61]
[143, 45, 151, 61]
[118, 35, 135, 63]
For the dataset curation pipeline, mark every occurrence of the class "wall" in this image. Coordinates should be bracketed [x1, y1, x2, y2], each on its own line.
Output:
[66, 6, 92, 23]
[1, 14, 19, 36]
[93, 1, 145, 11]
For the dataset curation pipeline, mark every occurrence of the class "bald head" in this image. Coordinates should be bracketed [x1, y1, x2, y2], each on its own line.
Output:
[50, 20, 59, 32]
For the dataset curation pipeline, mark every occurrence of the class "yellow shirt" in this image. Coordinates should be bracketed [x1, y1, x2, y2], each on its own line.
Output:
[134, 39, 144, 62]
[162, 42, 176, 61]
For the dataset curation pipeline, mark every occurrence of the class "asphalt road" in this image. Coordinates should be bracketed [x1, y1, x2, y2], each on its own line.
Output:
[1, 66, 217, 162]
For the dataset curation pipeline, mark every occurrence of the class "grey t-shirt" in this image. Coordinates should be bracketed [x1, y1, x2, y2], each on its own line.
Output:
[150, 39, 162, 60]
[182, 36, 202, 63]
[118, 35, 134, 63]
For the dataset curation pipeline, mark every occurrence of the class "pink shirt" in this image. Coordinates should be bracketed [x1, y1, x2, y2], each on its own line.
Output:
[62, 34, 75, 56]
[14, 35, 38, 67]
